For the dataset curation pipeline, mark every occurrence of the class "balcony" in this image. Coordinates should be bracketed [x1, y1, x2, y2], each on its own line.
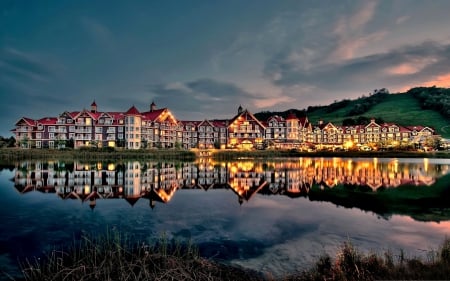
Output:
[75, 129, 92, 133]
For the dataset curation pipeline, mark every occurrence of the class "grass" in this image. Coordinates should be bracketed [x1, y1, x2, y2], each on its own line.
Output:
[213, 149, 450, 160]
[10, 231, 262, 281]
[286, 238, 450, 281]
[5, 230, 450, 281]
[0, 148, 196, 162]
[307, 93, 450, 138]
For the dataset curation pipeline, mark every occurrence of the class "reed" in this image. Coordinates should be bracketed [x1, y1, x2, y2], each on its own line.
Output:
[0, 148, 196, 162]
[285, 238, 450, 281]
[10, 232, 450, 281]
[15, 230, 262, 281]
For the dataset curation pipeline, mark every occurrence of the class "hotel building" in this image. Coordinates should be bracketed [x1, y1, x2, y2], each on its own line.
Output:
[12, 101, 437, 150]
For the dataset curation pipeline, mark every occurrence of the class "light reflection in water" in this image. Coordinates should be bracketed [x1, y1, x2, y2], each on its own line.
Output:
[12, 157, 450, 211]
[2, 157, 450, 278]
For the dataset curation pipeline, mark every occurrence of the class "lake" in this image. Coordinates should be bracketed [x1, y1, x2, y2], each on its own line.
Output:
[1, 157, 450, 278]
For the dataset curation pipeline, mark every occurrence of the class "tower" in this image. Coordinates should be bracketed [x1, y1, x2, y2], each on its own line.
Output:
[91, 101, 97, 113]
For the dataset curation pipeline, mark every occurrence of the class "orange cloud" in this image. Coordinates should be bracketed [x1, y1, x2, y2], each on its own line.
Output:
[423, 72, 450, 88]
[386, 63, 421, 75]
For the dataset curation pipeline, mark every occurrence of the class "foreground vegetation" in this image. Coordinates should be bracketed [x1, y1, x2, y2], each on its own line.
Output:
[1, 147, 449, 164]
[0, 148, 196, 162]
[213, 149, 450, 160]
[7, 232, 450, 281]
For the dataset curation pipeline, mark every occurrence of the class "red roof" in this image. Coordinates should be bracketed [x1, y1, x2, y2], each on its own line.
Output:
[37, 117, 57, 125]
[16, 117, 36, 126]
[91, 101, 97, 106]
[142, 108, 166, 121]
[286, 112, 297, 120]
[125, 106, 141, 115]
[212, 120, 227, 127]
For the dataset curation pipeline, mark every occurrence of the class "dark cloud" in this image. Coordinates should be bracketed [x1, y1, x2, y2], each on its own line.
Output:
[149, 78, 252, 119]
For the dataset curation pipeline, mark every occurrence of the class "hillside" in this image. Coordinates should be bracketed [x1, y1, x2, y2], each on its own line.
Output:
[255, 88, 450, 138]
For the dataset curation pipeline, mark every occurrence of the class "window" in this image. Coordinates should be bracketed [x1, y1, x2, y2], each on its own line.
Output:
[48, 126, 55, 132]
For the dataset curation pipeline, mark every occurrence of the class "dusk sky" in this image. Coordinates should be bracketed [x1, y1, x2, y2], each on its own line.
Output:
[2, 0, 450, 137]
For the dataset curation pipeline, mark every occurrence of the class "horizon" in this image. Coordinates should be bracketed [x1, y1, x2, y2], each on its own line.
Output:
[2, 1, 450, 137]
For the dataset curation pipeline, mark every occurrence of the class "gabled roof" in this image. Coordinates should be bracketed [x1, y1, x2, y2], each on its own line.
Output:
[68, 111, 80, 119]
[365, 120, 381, 128]
[73, 109, 100, 120]
[125, 105, 141, 115]
[142, 108, 178, 123]
[15, 117, 36, 126]
[398, 126, 412, 133]
[179, 120, 201, 127]
[229, 109, 266, 129]
[298, 116, 309, 126]
[141, 108, 165, 121]
[37, 117, 57, 125]
[211, 119, 228, 127]
[406, 125, 434, 132]
[267, 115, 285, 123]
[198, 119, 215, 127]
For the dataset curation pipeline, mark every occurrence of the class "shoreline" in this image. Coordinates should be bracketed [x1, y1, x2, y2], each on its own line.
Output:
[0, 147, 449, 161]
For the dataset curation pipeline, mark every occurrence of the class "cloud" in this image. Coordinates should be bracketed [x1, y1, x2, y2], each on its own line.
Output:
[329, 1, 383, 62]
[0, 48, 52, 85]
[149, 79, 254, 119]
[264, 40, 450, 96]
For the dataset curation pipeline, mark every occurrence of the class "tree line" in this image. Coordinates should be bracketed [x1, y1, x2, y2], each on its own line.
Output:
[407, 86, 450, 119]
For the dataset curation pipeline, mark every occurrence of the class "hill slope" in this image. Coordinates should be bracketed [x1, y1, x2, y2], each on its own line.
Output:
[255, 89, 450, 138]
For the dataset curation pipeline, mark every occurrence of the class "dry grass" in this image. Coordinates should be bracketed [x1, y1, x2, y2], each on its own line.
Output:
[6, 232, 450, 281]
[285, 238, 450, 281]
[14, 231, 263, 281]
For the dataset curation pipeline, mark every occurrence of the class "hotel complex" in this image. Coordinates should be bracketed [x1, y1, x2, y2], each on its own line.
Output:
[12, 101, 437, 150]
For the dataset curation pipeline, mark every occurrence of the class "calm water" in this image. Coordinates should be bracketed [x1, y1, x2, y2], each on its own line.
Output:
[1, 157, 450, 278]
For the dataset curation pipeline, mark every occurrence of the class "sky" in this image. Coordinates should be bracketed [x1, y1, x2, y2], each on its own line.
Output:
[2, 0, 450, 137]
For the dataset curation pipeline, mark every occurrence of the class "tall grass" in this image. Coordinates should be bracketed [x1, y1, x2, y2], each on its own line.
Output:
[286, 238, 450, 281]
[14, 230, 262, 281]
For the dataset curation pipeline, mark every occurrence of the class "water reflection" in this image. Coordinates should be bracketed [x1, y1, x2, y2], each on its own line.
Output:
[12, 157, 450, 214]
[3, 157, 450, 278]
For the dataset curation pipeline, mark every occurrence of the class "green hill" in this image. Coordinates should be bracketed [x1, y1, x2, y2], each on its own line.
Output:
[255, 87, 450, 138]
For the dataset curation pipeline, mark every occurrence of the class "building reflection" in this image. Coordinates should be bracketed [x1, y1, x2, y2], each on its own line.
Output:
[13, 157, 449, 209]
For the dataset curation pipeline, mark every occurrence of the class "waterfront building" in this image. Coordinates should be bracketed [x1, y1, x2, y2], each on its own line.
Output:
[12, 102, 438, 150]
[227, 106, 266, 149]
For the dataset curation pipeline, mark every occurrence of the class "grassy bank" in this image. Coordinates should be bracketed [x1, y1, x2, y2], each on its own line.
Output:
[213, 149, 450, 160]
[0, 148, 196, 162]
[6, 232, 450, 281]
[1, 148, 449, 163]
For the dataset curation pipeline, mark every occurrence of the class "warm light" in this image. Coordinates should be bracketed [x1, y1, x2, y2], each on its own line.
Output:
[424, 158, 429, 172]
[108, 163, 115, 171]
[344, 140, 354, 149]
